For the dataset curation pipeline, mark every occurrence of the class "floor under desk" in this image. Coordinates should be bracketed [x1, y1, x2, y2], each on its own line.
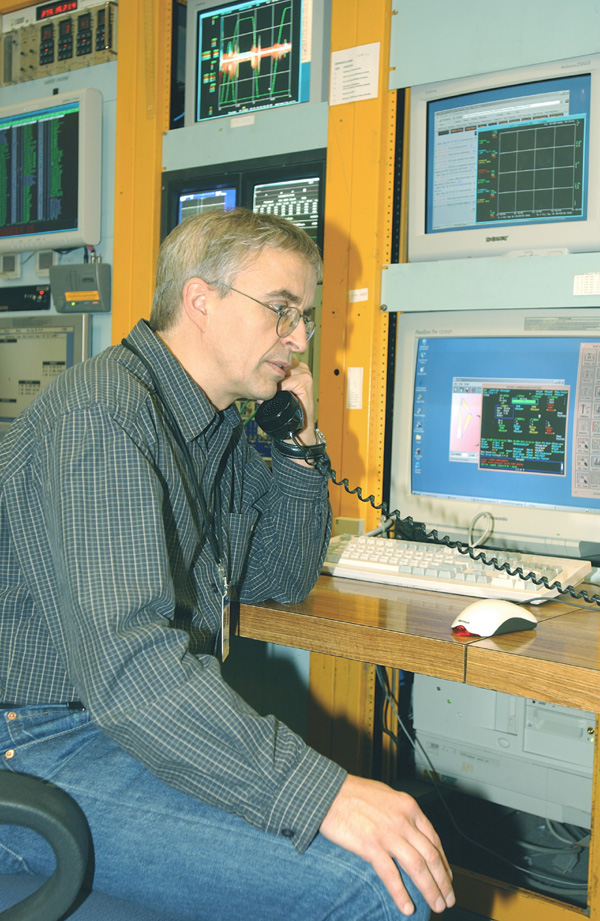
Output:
[237, 576, 600, 921]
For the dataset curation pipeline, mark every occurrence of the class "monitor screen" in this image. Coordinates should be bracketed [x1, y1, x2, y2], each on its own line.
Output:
[192, 0, 310, 122]
[0, 88, 102, 254]
[252, 175, 321, 242]
[389, 308, 600, 562]
[161, 149, 326, 250]
[0, 314, 89, 437]
[178, 186, 237, 222]
[408, 54, 600, 260]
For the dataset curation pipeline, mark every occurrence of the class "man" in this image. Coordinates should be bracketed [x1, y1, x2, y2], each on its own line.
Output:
[0, 210, 455, 919]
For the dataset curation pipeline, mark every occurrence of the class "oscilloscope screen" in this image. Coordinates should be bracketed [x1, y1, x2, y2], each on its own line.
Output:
[195, 0, 310, 122]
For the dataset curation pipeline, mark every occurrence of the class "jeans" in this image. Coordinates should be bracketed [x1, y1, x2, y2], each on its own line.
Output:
[0, 705, 430, 921]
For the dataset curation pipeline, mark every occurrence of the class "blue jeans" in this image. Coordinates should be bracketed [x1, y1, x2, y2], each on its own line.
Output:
[0, 705, 430, 920]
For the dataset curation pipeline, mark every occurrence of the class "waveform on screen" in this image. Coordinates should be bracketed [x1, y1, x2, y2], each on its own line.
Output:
[221, 38, 292, 79]
[218, 5, 294, 106]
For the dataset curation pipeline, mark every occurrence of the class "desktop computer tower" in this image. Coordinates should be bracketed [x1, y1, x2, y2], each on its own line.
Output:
[412, 675, 594, 827]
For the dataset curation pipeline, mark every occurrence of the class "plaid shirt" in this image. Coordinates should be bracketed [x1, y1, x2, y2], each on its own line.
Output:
[0, 319, 343, 852]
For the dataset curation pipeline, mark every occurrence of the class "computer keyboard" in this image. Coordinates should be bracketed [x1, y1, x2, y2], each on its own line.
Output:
[322, 534, 592, 602]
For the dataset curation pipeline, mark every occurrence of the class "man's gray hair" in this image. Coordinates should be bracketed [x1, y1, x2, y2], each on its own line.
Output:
[150, 208, 323, 331]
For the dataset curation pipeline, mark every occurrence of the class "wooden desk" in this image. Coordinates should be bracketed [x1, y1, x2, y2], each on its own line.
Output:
[467, 604, 600, 712]
[238, 576, 598, 921]
[237, 575, 468, 680]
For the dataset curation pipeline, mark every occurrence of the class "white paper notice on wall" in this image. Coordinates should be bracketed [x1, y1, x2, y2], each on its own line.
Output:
[330, 43, 380, 106]
[573, 273, 600, 296]
[347, 367, 364, 410]
[349, 288, 369, 303]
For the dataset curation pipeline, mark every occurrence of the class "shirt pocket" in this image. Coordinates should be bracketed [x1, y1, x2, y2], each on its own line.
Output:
[228, 511, 259, 585]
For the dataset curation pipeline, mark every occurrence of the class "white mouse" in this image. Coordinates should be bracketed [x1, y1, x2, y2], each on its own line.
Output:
[451, 598, 538, 638]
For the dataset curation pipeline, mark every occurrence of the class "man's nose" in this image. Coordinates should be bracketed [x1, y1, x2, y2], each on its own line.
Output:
[282, 320, 308, 352]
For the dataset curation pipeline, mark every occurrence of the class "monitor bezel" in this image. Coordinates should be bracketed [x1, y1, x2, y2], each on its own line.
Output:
[0, 87, 102, 255]
[408, 53, 600, 262]
[388, 307, 600, 562]
[183, 0, 331, 128]
[192, 0, 307, 124]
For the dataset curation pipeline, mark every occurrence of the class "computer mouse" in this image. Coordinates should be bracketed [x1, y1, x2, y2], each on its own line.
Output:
[451, 598, 538, 638]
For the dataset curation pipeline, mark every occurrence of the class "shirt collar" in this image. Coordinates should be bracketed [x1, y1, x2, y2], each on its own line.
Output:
[120, 320, 239, 443]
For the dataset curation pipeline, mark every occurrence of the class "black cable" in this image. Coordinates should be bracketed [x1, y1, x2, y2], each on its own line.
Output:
[120, 337, 223, 567]
[309, 454, 600, 608]
[374, 666, 588, 894]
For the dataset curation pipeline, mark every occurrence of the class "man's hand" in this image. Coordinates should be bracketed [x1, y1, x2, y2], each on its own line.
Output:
[320, 774, 455, 916]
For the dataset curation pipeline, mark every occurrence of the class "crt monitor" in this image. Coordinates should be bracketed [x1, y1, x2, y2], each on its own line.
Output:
[161, 162, 242, 238]
[0, 314, 90, 438]
[388, 308, 600, 563]
[0, 88, 102, 254]
[161, 149, 326, 249]
[250, 175, 321, 244]
[187, 0, 311, 124]
[244, 154, 325, 245]
[408, 53, 600, 261]
[178, 187, 238, 222]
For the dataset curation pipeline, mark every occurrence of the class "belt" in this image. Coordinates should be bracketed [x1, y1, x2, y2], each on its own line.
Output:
[0, 701, 85, 710]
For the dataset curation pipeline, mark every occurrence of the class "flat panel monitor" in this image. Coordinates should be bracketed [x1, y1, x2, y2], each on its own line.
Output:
[389, 308, 600, 563]
[408, 54, 600, 261]
[190, 0, 310, 123]
[0, 314, 90, 438]
[0, 88, 102, 254]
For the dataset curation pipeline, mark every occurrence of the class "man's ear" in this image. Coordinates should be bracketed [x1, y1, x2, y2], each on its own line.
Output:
[182, 278, 211, 327]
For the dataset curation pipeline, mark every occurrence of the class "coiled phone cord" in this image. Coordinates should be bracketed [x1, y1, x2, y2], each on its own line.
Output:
[253, 390, 600, 607]
[311, 453, 600, 609]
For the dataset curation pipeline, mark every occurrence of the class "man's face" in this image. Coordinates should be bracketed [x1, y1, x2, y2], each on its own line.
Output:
[202, 246, 316, 409]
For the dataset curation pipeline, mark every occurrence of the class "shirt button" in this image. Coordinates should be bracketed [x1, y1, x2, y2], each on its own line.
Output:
[7, 712, 16, 721]
[4, 750, 15, 759]
[281, 828, 295, 839]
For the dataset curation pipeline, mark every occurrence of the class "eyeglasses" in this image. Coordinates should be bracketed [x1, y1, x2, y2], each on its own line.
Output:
[223, 284, 316, 342]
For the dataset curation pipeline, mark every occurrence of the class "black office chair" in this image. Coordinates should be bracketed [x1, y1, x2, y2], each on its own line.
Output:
[0, 773, 171, 920]
[0, 773, 88, 921]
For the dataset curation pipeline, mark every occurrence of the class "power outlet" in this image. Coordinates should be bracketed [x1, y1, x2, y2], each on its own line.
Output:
[0, 253, 21, 280]
[334, 517, 365, 536]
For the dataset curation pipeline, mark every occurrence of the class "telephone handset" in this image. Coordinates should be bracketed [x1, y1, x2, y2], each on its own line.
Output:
[255, 391, 600, 608]
[255, 390, 304, 442]
[255, 391, 328, 463]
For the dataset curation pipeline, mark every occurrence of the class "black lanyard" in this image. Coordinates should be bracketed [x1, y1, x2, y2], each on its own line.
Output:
[121, 337, 226, 577]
